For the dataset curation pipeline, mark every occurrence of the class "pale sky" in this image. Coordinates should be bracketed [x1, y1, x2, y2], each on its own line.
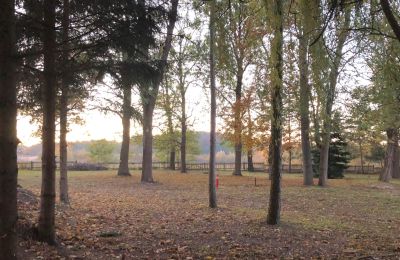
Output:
[17, 83, 211, 147]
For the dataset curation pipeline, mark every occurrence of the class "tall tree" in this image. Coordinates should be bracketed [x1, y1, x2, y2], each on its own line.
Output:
[38, 0, 57, 244]
[59, 0, 71, 203]
[209, 0, 217, 208]
[318, 7, 351, 187]
[216, 0, 264, 176]
[0, 0, 18, 257]
[117, 69, 133, 176]
[265, 0, 284, 225]
[140, 0, 178, 183]
[298, 0, 314, 185]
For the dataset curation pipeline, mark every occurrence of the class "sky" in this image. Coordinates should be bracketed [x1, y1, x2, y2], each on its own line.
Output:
[17, 83, 212, 147]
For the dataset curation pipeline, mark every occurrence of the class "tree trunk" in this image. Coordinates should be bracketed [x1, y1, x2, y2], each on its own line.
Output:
[118, 86, 132, 176]
[141, 103, 154, 182]
[163, 77, 176, 171]
[139, 0, 178, 183]
[209, 0, 217, 208]
[180, 118, 186, 173]
[59, 0, 70, 204]
[59, 83, 69, 202]
[233, 69, 243, 176]
[177, 36, 187, 173]
[298, 22, 314, 186]
[0, 0, 18, 257]
[169, 149, 176, 170]
[38, 0, 57, 244]
[380, 0, 400, 43]
[318, 9, 350, 187]
[359, 140, 365, 174]
[180, 83, 187, 173]
[247, 150, 254, 172]
[266, 0, 283, 225]
[380, 128, 399, 181]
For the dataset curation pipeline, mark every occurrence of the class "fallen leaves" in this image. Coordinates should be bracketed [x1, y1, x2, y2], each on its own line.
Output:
[16, 170, 400, 259]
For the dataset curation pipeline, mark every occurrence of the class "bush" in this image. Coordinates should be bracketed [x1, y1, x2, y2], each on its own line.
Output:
[67, 162, 108, 171]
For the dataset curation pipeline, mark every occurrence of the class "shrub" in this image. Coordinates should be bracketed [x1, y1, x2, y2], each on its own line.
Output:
[67, 162, 108, 171]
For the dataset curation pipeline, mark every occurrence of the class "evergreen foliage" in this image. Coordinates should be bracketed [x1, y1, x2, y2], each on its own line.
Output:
[312, 132, 351, 179]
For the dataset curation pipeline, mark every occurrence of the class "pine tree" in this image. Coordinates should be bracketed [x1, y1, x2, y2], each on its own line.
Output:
[312, 113, 351, 179]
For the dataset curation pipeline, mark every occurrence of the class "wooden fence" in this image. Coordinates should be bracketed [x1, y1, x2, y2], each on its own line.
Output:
[17, 161, 382, 174]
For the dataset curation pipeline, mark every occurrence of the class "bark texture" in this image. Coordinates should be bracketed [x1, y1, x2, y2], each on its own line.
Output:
[141, 104, 155, 182]
[0, 0, 18, 257]
[140, 0, 178, 182]
[266, 0, 283, 225]
[118, 85, 132, 176]
[247, 150, 254, 172]
[380, 0, 400, 43]
[318, 9, 350, 187]
[209, 0, 217, 208]
[180, 93, 187, 173]
[380, 128, 399, 181]
[298, 11, 314, 186]
[38, 0, 57, 244]
[59, 0, 70, 204]
[233, 69, 243, 176]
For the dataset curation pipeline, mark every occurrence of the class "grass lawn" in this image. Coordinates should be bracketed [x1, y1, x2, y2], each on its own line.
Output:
[17, 170, 400, 259]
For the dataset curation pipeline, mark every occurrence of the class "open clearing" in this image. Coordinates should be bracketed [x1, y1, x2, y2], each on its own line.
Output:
[17, 170, 400, 259]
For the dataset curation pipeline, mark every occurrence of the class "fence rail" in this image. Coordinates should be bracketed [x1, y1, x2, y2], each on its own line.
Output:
[17, 161, 382, 174]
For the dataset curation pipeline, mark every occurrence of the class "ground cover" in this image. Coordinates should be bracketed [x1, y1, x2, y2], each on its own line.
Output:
[17, 170, 400, 259]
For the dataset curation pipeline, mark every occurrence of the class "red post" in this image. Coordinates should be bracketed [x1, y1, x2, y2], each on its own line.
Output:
[216, 174, 219, 189]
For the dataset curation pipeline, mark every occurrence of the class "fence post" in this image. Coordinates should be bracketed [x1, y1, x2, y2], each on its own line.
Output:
[30, 161, 33, 170]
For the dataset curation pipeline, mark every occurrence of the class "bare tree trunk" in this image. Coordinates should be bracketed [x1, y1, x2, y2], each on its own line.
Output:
[267, 0, 283, 225]
[380, 0, 400, 43]
[118, 86, 132, 176]
[233, 69, 243, 176]
[167, 95, 176, 171]
[180, 116, 186, 173]
[380, 128, 399, 181]
[209, 0, 217, 208]
[0, 0, 18, 257]
[318, 9, 350, 187]
[59, 0, 70, 204]
[298, 22, 314, 185]
[169, 149, 176, 170]
[177, 37, 187, 173]
[141, 103, 154, 182]
[247, 150, 254, 172]
[38, 0, 57, 244]
[140, 0, 178, 183]
[359, 140, 365, 174]
[393, 135, 400, 179]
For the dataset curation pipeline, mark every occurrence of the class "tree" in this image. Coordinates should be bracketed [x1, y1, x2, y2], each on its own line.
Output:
[297, 0, 315, 185]
[318, 6, 351, 187]
[38, 0, 57, 244]
[158, 75, 179, 170]
[59, 0, 71, 204]
[312, 112, 351, 179]
[88, 139, 116, 163]
[0, 0, 18, 257]
[369, 29, 400, 181]
[209, 0, 217, 208]
[265, 0, 284, 225]
[87, 0, 162, 177]
[380, 0, 400, 43]
[216, 0, 264, 176]
[140, 0, 179, 183]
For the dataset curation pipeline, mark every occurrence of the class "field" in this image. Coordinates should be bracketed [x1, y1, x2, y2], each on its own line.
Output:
[17, 170, 400, 259]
